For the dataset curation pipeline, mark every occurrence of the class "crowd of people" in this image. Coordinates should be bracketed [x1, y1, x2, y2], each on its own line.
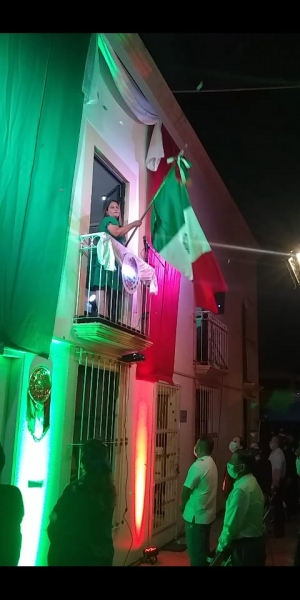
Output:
[1, 429, 300, 567]
[181, 430, 300, 567]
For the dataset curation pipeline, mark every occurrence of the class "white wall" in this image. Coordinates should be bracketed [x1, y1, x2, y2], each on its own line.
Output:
[0, 357, 11, 446]
[50, 63, 153, 565]
[54, 65, 148, 342]
[172, 172, 259, 518]
[173, 276, 196, 503]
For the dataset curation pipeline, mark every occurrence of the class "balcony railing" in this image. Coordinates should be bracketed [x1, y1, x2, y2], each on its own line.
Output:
[196, 310, 228, 371]
[73, 232, 158, 348]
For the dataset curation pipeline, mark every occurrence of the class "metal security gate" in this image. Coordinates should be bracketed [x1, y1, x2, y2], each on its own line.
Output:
[153, 383, 180, 534]
[70, 349, 129, 527]
[195, 385, 222, 459]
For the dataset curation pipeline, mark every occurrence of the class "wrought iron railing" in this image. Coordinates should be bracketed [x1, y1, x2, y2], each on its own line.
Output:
[74, 232, 158, 337]
[196, 310, 229, 370]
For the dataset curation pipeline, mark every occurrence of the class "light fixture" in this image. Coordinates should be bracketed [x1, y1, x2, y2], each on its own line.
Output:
[121, 353, 145, 363]
[143, 546, 159, 564]
[119, 120, 124, 125]
[87, 294, 97, 314]
[287, 250, 300, 287]
[101, 195, 107, 201]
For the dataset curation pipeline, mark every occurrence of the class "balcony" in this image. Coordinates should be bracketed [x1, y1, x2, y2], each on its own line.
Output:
[195, 310, 229, 386]
[73, 232, 158, 354]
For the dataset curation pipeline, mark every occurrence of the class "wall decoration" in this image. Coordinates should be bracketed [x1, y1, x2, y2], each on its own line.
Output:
[27, 366, 51, 442]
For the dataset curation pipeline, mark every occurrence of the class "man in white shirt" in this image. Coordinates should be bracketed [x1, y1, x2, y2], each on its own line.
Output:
[180, 436, 218, 566]
[269, 435, 286, 538]
[217, 448, 265, 566]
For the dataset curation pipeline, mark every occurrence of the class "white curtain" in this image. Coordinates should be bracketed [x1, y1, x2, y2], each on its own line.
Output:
[82, 33, 164, 171]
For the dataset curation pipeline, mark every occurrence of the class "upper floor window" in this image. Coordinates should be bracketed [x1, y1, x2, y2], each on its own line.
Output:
[89, 153, 126, 234]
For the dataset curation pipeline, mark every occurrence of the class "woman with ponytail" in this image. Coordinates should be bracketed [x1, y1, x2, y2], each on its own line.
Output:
[47, 439, 116, 566]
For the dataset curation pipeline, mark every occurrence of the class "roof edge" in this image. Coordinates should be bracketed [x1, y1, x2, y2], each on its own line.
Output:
[105, 33, 259, 249]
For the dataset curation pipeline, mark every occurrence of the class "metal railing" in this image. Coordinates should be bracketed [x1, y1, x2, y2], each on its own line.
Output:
[74, 233, 153, 337]
[196, 310, 228, 370]
[69, 349, 129, 529]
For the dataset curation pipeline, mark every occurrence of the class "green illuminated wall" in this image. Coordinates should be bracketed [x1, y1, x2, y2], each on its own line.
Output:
[12, 341, 78, 566]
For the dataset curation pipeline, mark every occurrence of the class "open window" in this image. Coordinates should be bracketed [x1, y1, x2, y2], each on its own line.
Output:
[89, 153, 126, 234]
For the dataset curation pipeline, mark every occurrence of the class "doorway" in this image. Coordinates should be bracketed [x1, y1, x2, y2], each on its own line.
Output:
[153, 383, 180, 535]
[89, 153, 126, 233]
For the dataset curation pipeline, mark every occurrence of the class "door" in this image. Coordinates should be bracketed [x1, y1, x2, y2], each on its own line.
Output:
[153, 383, 180, 534]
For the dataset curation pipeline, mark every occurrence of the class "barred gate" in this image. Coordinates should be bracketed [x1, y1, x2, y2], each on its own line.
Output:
[153, 383, 180, 534]
[70, 349, 129, 528]
[195, 385, 222, 459]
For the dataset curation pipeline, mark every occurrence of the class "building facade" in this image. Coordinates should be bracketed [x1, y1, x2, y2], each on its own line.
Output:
[0, 33, 259, 566]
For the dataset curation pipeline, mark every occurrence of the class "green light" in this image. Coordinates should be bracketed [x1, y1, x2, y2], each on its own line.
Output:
[98, 34, 120, 79]
[13, 340, 74, 566]
[12, 352, 50, 566]
[17, 433, 49, 566]
[36, 339, 75, 566]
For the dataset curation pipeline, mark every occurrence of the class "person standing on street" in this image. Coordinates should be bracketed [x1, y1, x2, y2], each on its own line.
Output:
[269, 435, 286, 538]
[217, 448, 265, 567]
[180, 436, 218, 566]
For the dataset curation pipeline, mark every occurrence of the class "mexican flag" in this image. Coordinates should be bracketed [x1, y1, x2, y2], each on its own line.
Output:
[150, 156, 227, 313]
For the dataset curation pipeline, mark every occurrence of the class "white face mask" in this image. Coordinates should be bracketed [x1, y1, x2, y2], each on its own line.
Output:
[227, 462, 244, 479]
[229, 441, 239, 453]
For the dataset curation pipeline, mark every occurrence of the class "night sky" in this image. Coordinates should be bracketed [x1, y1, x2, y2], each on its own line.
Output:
[139, 33, 300, 377]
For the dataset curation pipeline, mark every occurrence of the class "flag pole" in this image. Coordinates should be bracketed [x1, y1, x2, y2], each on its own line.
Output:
[125, 145, 188, 248]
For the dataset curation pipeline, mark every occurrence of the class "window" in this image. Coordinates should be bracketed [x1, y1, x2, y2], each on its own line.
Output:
[153, 383, 180, 533]
[195, 385, 221, 458]
[70, 350, 129, 527]
[90, 154, 126, 234]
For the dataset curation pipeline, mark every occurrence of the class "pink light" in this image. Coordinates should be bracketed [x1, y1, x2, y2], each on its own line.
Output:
[134, 399, 148, 543]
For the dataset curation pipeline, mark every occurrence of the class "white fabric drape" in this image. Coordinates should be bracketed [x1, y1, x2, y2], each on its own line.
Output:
[82, 33, 99, 105]
[82, 33, 164, 171]
[145, 121, 164, 172]
[98, 34, 158, 125]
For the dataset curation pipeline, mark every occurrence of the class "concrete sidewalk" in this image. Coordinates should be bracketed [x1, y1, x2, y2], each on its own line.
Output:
[139, 515, 299, 567]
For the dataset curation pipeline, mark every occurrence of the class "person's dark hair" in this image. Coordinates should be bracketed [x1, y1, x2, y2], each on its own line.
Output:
[237, 436, 245, 448]
[235, 448, 256, 473]
[196, 436, 214, 456]
[0, 443, 5, 474]
[81, 439, 109, 472]
[81, 439, 116, 508]
[271, 435, 280, 446]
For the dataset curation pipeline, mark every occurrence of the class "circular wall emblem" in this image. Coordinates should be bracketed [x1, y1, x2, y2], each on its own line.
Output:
[28, 366, 51, 404]
[122, 253, 140, 294]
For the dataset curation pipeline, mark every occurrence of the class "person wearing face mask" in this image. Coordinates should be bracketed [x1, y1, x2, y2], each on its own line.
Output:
[268, 435, 286, 538]
[217, 448, 265, 566]
[250, 442, 272, 502]
[180, 436, 218, 566]
[222, 436, 244, 500]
